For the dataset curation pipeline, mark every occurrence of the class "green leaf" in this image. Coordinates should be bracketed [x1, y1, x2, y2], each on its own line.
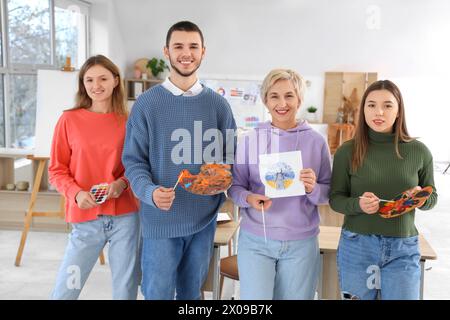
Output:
[146, 58, 168, 77]
[307, 106, 317, 113]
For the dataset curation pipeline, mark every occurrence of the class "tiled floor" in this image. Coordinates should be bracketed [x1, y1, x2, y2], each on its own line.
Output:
[0, 163, 448, 300]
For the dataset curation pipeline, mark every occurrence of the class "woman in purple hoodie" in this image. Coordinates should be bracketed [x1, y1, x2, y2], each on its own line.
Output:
[229, 69, 331, 299]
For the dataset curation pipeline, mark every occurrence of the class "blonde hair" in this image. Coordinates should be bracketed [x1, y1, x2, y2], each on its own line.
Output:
[69, 55, 128, 117]
[260, 69, 306, 104]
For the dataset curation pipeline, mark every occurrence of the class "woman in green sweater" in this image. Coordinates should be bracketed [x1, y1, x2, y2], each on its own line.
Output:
[330, 80, 437, 300]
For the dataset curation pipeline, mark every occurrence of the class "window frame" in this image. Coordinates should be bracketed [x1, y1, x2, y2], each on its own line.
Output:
[0, 0, 89, 152]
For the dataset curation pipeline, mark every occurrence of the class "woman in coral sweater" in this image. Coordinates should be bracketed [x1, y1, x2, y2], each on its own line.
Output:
[48, 55, 139, 300]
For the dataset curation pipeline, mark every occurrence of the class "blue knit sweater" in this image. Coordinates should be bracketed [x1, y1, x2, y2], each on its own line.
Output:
[122, 85, 236, 239]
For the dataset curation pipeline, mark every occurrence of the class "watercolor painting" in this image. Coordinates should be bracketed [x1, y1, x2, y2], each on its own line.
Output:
[259, 151, 305, 198]
[264, 162, 295, 190]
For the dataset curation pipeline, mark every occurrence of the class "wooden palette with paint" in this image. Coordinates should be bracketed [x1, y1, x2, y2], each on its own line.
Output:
[178, 164, 232, 196]
[378, 186, 433, 219]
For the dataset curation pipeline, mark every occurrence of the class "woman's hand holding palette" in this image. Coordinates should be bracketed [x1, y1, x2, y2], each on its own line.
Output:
[90, 183, 109, 204]
[378, 186, 433, 218]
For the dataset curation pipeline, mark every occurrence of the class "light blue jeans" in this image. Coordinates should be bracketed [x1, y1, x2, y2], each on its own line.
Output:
[237, 229, 320, 300]
[140, 218, 216, 300]
[337, 229, 421, 300]
[51, 213, 140, 300]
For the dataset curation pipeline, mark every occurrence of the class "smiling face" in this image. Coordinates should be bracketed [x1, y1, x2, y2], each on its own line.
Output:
[164, 31, 205, 80]
[83, 64, 118, 104]
[364, 89, 399, 133]
[265, 79, 301, 130]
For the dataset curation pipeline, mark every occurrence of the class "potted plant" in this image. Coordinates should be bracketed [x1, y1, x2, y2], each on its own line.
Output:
[146, 58, 169, 79]
[306, 106, 317, 122]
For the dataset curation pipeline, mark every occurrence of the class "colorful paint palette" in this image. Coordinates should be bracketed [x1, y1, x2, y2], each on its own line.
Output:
[378, 186, 433, 219]
[178, 164, 232, 196]
[90, 183, 109, 204]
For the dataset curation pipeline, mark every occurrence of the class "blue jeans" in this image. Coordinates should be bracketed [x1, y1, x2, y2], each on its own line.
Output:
[140, 218, 216, 300]
[337, 229, 421, 300]
[51, 213, 140, 300]
[237, 229, 320, 300]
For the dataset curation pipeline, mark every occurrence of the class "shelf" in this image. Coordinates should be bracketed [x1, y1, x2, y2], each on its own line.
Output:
[0, 156, 50, 193]
[124, 78, 162, 100]
[126, 78, 162, 82]
[0, 149, 33, 157]
[0, 190, 65, 231]
[0, 189, 59, 196]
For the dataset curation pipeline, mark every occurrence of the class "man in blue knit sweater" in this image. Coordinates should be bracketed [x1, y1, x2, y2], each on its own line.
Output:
[122, 21, 236, 300]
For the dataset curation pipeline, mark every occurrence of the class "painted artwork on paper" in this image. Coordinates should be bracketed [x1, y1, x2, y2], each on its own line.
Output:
[259, 151, 305, 198]
[264, 162, 295, 190]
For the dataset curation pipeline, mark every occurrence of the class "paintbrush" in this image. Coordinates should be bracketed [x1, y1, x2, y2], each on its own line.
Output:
[259, 200, 267, 243]
[173, 172, 184, 190]
[359, 196, 395, 203]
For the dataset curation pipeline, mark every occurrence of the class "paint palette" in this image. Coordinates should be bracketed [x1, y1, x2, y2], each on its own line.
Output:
[90, 183, 109, 204]
[178, 164, 232, 196]
[378, 186, 433, 219]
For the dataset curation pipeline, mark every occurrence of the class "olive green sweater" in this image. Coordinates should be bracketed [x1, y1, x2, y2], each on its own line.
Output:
[330, 129, 437, 237]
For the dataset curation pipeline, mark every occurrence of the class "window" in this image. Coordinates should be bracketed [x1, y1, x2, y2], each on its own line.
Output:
[7, 0, 52, 65]
[9, 74, 37, 148]
[0, 76, 4, 147]
[55, 0, 88, 69]
[0, 8, 4, 147]
[0, 0, 89, 150]
[0, 11, 3, 67]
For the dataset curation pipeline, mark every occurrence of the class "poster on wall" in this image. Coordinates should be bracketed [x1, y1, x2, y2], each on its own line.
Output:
[201, 78, 268, 129]
[258, 150, 305, 198]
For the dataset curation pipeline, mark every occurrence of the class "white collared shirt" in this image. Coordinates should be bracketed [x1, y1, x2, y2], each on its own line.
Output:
[162, 77, 203, 96]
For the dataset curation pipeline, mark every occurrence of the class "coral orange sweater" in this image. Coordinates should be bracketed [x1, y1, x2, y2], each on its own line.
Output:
[49, 108, 138, 223]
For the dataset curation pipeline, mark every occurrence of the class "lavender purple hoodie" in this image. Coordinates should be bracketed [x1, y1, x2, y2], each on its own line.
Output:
[228, 121, 331, 240]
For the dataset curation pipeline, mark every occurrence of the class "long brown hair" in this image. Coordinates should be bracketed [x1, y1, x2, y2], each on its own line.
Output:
[70, 55, 127, 116]
[351, 80, 414, 172]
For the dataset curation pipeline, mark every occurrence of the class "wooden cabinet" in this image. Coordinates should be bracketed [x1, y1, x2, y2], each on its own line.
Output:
[0, 190, 63, 231]
[323, 72, 377, 154]
[124, 78, 162, 100]
[0, 156, 15, 189]
[327, 123, 355, 155]
[323, 72, 377, 124]
[0, 154, 51, 191]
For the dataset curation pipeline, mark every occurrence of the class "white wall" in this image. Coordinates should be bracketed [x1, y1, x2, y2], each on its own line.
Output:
[89, 0, 450, 160]
[89, 0, 127, 73]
